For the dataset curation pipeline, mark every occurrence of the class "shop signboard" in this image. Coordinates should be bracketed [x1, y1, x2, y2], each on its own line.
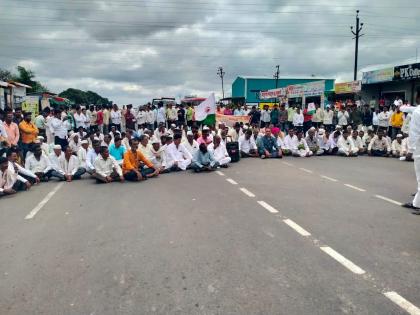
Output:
[394, 62, 420, 81]
[22, 95, 39, 121]
[287, 80, 325, 98]
[334, 80, 361, 94]
[362, 67, 394, 84]
[259, 87, 287, 100]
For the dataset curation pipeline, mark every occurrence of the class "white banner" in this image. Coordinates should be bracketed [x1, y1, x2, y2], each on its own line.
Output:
[287, 80, 325, 98]
[259, 87, 287, 100]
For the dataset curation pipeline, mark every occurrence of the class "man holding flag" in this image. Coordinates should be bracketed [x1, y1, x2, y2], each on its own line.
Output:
[194, 93, 216, 127]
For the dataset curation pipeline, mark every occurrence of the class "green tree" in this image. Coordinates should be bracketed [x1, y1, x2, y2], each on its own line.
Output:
[59, 88, 111, 105]
[0, 68, 12, 81]
[12, 66, 48, 93]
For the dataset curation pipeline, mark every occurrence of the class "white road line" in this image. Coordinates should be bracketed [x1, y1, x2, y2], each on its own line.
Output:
[384, 291, 420, 315]
[374, 195, 403, 206]
[239, 187, 255, 198]
[216, 171, 225, 176]
[283, 219, 311, 236]
[299, 167, 313, 174]
[344, 184, 366, 192]
[25, 183, 64, 220]
[282, 161, 294, 166]
[320, 246, 366, 275]
[226, 178, 238, 185]
[257, 201, 279, 214]
[321, 175, 338, 182]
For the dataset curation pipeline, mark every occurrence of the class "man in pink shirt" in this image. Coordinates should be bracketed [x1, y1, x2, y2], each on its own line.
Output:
[197, 126, 213, 145]
[3, 111, 20, 146]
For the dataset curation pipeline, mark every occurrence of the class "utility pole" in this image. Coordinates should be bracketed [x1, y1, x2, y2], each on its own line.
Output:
[217, 66, 225, 99]
[350, 10, 364, 81]
[273, 65, 280, 88]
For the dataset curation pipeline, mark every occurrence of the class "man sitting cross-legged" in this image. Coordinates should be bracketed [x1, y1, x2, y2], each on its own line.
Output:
[122, 138, 159, 181]
[191, 143, 219, 173]
[92, 146, 124, 183]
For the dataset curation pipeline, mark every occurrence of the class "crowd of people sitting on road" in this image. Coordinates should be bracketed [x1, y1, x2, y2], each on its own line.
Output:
[0, 98, 415, 198]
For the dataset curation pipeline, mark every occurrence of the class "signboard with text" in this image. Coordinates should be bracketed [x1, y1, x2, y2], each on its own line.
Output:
[287, 80, 325, 98]
[362, 67, 394, 84]
[22, 96, 39, 121]
[334, 80, 361, 94]
[259, 88, 287, 100]
[394, 63, 420, 81]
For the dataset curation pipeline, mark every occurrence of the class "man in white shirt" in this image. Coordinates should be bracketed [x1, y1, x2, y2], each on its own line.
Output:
[136, 107, 147, 130]
[59, 146, 86, 182]
[228, 122, 243, 142]
[154, 123, 167, 141]
[182, 131, 199, 157]
[49, 144, 65, 176]
[337, 108, 349, 127]
[25, 145, 62, 181]
[0, 156, 19, 196]
[337, 129, 358, 156]
[292, 107, 304, 131]
[74, 107, 88, 130]
[92, 146, 124, 183]
[351, 130, 366, 154]
[78, 140, 89, 168]
[149, 136, 167, 172]
[238, 129, 258, 157]
[110, 106, 122, 131]
[5, 150, 34, 190]
[208, 135, 231, 167]
[377, 107, 390, 129]
[368, 129, 391, 157]
[49, 109, 69, 149]
[86, 140, 101, 174]
[391, 134, 404, 157]
[282, 128, 298, 156]
[291, 130, 313, 157]
[260, 105, 271, 128]
[165, 133, 192, 171]
[323, 106, 334, 132]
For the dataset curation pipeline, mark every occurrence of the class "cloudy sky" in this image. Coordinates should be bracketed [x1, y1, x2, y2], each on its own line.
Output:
[1, 0, 419, 104]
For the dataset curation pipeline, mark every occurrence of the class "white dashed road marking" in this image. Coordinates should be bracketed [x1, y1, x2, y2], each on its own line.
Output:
[216, 171, 225, 176]
[384, 292, 420, 315]
[299, 167, 313, 174]
[257, 201, 279, 214]
[374, 195, 403, 206]
[25, 183, 64, 220]
[344, 184, 366, 192]
[283, 219, 311, 236]
[321, 175, 338, 182]
[282, 161, 294, 166]
[239, 188, 255, 198]
[226, 178, 238, 185]
[320, 246, 365, 275]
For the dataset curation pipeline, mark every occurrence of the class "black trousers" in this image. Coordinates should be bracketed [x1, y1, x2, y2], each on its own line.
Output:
[54, 136, 68, 149]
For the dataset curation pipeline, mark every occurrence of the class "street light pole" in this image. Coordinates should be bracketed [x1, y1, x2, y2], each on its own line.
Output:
[351, 10, 364, 81]
[273, 65, 280, 88]
[217, 66, 225, 99]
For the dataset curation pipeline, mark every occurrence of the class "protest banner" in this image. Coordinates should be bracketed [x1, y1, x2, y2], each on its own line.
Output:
[216, 113, 250, 127]
[334, 81, 361, 94]
[22, 96, 39, 121]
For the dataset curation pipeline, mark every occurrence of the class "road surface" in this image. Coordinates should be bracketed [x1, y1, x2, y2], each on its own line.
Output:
[1, 156, 419, 315]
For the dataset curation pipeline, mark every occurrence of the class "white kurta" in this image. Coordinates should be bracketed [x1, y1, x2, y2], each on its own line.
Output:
[208, 143, 231, 165]
[337, 136, 358, 155]
[165, 143, 192, 170]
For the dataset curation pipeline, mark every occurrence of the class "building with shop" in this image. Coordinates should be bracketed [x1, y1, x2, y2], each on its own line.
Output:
[360, 61, 420, 106]
[231, 76, 335, 105]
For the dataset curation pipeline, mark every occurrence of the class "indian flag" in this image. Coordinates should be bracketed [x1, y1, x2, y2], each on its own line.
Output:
[194, 93, 216, 126]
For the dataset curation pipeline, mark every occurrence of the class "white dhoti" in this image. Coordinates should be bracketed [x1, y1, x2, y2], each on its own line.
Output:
[412, 157, 420, 208]
[166, 158, 191, 171]
[217, 156, 231, 166]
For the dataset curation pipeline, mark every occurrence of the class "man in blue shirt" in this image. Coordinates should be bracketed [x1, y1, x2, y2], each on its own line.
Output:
[257, 128, 281, 159]
[108, 136, 126, 164]
[192, 143, 219, 173]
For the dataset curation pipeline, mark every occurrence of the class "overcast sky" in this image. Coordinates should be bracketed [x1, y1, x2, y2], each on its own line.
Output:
[1, 0, 419, 104]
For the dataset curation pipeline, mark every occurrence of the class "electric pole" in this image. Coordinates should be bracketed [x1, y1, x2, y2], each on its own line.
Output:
[350, 10, 364, 81]
[273, 65, 280, 88]
[217, 66, 225, 99]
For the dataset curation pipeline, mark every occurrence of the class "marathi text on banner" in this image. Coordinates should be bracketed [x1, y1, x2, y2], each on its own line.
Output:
[334, 81, 361, 94]
[259, 88, 287, 100]
[287, 80, 325, 98]
[216, 113, 250, 128]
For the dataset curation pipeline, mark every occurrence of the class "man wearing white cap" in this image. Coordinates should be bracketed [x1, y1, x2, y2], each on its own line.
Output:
[182, 131, 199, 157]
[149, 136, 167, 172]
[391, 134, 404, 157]
[93, 146, 124, 183]
[48, 144, 65, 178]
[59, 146, 86, 182]
[78, 140, 89, 168]
[197, 126, 213, 145]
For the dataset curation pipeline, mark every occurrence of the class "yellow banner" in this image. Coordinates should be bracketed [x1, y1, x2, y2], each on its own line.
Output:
[22, 96, 39, 121]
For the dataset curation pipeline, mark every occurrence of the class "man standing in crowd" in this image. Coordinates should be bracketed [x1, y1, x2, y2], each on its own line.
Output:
[50, 109, 69, 149]
[3, 110, 20, 147]
[260, 105, 271, 128]
[19, 111, 39, 157]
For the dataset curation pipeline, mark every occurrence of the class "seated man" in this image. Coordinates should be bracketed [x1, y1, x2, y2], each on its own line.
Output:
[282, 128, 297, 156]
[351, 129, 366, 154]
[59, 146, 86, 182]
[197, 126, 213, 145]
[25, 145, 63, 181]
[182, 131, 199, 157]
[7, 149, 38, 186]
[0, 156, 20, 196]
[391, 134, 404, 158]
[257, 128, 281, 159]
[292, 130, 313, 157]
[78, 140, 89, 169]
[149, 136, 167, 173]
[368, 129, 391, 157]
[122, 138, 159, 181]
[48, 144, 65, 178]
[93, 146, 124, 183]
[305, 127, 324, 155]
[165, 133, 192, 171]
[86, 140, 101, 174]
[228, 122, 243, 142]
[208, 135, 231, 168]
[238, 129, 258, 157]
[108, 136, 126, 164]
[191, 143, 219, 172]
[337, 129, 358, 157]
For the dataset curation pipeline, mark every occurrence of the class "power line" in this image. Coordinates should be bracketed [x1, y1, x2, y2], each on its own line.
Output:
[350, 10, 364, 80]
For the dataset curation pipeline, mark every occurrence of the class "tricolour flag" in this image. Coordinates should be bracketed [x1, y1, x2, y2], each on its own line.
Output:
[194, 93, 216, 125]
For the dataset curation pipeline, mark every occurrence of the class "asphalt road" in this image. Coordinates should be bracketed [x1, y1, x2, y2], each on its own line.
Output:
[0, 156, 419, 315]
